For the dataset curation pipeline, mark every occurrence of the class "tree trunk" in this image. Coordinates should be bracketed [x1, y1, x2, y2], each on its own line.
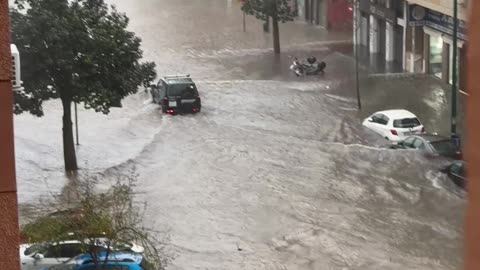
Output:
[272, 15, 280, 54]
[61, 98, 78, 171]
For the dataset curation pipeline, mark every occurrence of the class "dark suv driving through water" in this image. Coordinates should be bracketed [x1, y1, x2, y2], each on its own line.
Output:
[151, 75, 201, 115]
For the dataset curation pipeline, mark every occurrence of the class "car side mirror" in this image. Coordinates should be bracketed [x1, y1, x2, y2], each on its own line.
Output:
[33, 253, 44, 260]
[367, 117, 373, 122]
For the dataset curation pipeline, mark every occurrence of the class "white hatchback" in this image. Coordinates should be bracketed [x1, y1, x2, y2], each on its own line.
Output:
[362, 109, 425, 142]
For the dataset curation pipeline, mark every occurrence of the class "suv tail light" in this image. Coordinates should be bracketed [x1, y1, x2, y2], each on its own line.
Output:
[162, 97, 168, 106]
[196, 97, 201, 103]
[390, 129, 398, 136]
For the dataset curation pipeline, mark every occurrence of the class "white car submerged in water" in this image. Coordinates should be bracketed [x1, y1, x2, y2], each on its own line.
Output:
[363, 109, 425, 142]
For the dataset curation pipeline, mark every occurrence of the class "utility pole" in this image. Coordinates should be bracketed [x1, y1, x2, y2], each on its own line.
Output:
[0, 0, 21, 268]
[353, 0, 362, 110]
[451, 0, 458, 137]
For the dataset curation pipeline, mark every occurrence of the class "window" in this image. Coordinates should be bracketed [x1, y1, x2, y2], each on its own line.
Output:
[402, 137, 416, 148]
[450, 163, 464, 177]
[58, 243, 84, 258]
[167, 84, 198, 97]
[395, 0, 405, 18]
[159, 82, 166, 98]
[24, 244, 46, 256]
[413, 138, 425, 149]
[372, 114, 388, 125]
[381, 115, 390, 125]
[393, 118, 420, 128]
[44, 245, 62, 258]
[431, 140, 457, 156]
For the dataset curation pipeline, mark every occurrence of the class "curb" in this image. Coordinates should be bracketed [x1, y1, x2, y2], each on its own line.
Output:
[367, 73, 430, 80]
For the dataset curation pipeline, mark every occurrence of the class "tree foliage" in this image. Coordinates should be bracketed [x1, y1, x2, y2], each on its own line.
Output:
[10, 0, 157, 170]
[11, 0, 156, 115]
[241, 0, 296, 53]
[22, 172, 169, 269]
[241, 0, 296, 22]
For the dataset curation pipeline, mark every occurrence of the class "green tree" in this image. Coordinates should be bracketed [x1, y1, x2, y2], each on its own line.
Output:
[22, 172, 169, 269]
[10, 0, 157, 171]
[242, 0, 296, 54]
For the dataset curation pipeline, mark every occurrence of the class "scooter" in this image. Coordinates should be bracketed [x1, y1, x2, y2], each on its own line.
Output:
[289, 57, 326, 76]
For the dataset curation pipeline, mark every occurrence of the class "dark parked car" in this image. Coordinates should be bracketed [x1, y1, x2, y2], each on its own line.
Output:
[442, 161, 466, 189]
[150, 74, 201, 115]
[390, 134, 462, 159]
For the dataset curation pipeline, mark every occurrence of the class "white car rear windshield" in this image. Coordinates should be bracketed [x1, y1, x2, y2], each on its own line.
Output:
[393, 118, 420, 128]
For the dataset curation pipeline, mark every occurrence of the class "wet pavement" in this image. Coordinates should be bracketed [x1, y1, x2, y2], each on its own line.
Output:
[14, 0, 465, 269]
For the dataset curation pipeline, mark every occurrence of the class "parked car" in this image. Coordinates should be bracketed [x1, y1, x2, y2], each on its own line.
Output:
[75, 262, 143, 270]
[442, 161, 467, 189]
[41, 251, 146, 270]
[362, 109, 424, 142]
[150, 74, 201, 115]
[21, 240, 144, 270]
[390, 134, 462, 159]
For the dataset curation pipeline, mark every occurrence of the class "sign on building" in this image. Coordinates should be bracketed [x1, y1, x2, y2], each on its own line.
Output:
[10, 44, 22, 90]
[408, 5, 467, 41]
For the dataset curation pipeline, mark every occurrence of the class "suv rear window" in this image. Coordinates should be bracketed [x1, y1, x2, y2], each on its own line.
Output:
[167, 84, 197, 97]
[393, 118, 420, 128]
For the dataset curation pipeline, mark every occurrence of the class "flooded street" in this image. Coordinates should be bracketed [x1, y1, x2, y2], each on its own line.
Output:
[14, 0, 465, 269]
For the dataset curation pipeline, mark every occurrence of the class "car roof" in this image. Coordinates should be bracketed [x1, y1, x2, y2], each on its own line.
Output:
[413, 134, 450, 142]
[77, 262, 142, 270]
[162, 77, 194, 85]
[376, 109, 417, 119]
[74, 251, 143, 264]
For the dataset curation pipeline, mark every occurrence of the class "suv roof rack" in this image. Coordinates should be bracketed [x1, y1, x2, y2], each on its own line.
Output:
[164, 74, 190, 79]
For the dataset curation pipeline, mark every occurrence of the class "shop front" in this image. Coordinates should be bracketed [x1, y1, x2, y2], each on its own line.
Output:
[425, 9, 467, 88]
[305, 0, 328, 28]
[407, 5, 467, 89]
[359, 0, 398, 58]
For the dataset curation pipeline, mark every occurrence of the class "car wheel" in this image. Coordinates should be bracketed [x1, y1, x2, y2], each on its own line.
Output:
[385, 137, 389, 140]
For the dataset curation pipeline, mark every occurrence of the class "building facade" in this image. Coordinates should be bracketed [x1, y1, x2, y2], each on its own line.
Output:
[354, 0, 469, 90]
[355, 0, 405, 67]
[405, 0, 469, 91]
[298, 0, 352, 30]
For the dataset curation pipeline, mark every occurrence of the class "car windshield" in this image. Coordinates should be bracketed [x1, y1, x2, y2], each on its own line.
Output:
[24, 244, 46, 256]
[431, 140, 458, 155]
[393, 118, 421, 128]
[167, 84, 197, 97]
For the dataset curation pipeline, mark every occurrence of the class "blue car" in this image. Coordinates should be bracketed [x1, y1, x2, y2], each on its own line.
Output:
[41, 251, 146, 270]
[75, 261, 143, 270]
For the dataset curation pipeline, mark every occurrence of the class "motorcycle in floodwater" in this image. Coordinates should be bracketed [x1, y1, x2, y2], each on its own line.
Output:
[289, 57, 326, 76]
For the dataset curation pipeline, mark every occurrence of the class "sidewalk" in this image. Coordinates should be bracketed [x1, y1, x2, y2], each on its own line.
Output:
[332, 72, 467, 146]
[333, 44, 404, 74]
